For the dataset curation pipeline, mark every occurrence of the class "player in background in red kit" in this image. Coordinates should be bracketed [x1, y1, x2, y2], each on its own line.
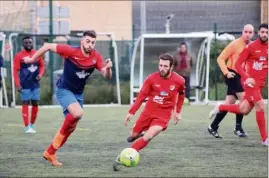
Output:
[114, 53, 185, 165]
[209, 23, 268, 146]
[13, 36, 45, 134]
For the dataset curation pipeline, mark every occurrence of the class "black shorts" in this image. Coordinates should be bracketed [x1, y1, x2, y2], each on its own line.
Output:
[224, 68, 244, 96]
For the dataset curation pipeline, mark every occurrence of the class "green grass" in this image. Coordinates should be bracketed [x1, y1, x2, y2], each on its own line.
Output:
[0, 106, 267, 177]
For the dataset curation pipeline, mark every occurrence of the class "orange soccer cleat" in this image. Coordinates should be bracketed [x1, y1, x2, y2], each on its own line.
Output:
[43, 151, 63, 168]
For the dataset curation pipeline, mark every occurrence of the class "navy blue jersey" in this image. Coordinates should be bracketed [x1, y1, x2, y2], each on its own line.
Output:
[13, 50, 45, 89]
[56, 45, 105, 94]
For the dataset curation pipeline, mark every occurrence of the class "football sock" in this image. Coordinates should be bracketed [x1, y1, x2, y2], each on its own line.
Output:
[131, 137, 149, 152]
[219, 104, 241, 114]
[256, 111, 267, 142]
[22, 104, 29, 127]
[235, 114, 244, 130]
[30, 105, 38, 125]
[46, 113, 79, 155]
[211, 112, 227, 130]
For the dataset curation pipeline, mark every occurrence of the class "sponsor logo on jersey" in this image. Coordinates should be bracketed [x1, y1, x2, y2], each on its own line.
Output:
[160, 91, 168, 96]
[153, 95, 164, 104]
[92, 59, 96, 64]
[259, 56, 266, 61]
[252, 61, 263, 71]
[28, 64, 38, 73]
[76, 70, 90, 79]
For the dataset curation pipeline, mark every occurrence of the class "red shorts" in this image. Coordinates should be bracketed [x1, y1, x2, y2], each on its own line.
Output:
[244, 85, 263, 105]
[132, 112, 170, 134]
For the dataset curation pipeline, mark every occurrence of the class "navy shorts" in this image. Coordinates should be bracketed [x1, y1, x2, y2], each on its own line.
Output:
[56, 87, 83, 116]
[21, 88, 40, 101]
[224, 68, 244, 96]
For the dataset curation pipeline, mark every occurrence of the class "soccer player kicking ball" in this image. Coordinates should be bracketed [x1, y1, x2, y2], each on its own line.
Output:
[115, 53, 185, 164]
[209, 23, 268, 146]
[24, 30, 113, 167]
[13, 36, 45, 133]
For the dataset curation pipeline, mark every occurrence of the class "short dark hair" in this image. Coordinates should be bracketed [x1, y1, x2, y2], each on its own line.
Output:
[259, 23, 268, 30]
[159, 53, 174, 67]
[22, 36, 32, 41]
[179, 42, 187, 47]
[83, 30, 97, 38]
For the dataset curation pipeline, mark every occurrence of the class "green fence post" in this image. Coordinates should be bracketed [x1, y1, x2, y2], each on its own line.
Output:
[49, 0, 54, 96]
[214, 23, 218, 100]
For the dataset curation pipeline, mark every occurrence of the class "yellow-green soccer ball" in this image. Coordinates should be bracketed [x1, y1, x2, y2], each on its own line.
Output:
[120, 148, 139, 167]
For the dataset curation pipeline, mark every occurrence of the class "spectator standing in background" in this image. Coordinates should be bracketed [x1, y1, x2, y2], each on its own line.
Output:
[174, 42, 193, 104]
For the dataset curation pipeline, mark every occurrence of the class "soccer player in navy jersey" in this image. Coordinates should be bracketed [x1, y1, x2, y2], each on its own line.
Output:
[24, 30, 112, 167]
[13, 36, 45, 134]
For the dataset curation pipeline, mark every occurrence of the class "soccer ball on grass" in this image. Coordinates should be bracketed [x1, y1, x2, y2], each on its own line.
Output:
[119, 148, 139, 167]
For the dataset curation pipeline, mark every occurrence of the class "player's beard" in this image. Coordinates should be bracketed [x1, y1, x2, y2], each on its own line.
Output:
[83, 46, 91, 54]
[160, 70, 171, 78]
[259, 36, 268, 43]
[24, 46, 33, 52]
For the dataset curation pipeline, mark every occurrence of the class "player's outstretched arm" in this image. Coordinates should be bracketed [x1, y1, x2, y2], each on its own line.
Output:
[24, 43, 57, 63]
[36, 57, 45, 80]
[128, 77, 152, 116]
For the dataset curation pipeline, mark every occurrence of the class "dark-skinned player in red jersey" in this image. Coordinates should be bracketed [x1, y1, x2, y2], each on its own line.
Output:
[13, 36, 45, 134]
[209, 23, 268, 146]
[23, 30, 113, 167]
[113, 53, 185, 169]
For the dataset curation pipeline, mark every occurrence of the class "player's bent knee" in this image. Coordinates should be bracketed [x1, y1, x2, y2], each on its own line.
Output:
[67, 103, 84, 118]
[71, 110, 83, 119]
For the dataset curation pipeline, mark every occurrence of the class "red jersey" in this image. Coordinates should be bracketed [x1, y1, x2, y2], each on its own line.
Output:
[13, 50, 45, 89]
[129, 72, 185, 117]
[235, 39, 268, 87]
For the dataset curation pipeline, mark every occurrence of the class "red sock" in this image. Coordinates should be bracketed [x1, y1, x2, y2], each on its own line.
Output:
[219, 104, 241, 114]
[22, 104, 29, 127]
[30, 105, 38, 125]
[59, 113, 79, 135]
[131, 137, 149, 152]
[47, 143, 57, 155]
[256, 111, 267, 142]
[46, 114, 79, 155]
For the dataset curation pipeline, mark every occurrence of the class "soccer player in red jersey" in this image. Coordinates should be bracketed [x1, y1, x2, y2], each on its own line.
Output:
[209, 23, 268, 146]
[13, 36, 45, 134]
[114, 53, 185, 165]
[24, 30, 113, 167]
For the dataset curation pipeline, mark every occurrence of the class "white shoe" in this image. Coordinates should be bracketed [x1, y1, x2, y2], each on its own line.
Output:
[209, 103, 221, 120]
[27, 127, 36, 134]
[262, 138, 268, 146]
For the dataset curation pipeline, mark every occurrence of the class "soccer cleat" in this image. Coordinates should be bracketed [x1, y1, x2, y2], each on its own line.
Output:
[234, 128, 248, 137]
[43, 151, 63, 168]
[127, 132, 145, 143]
[261, 138, 268, 146]
[207, 126, 222, 138]
[113, 154, 122, 171]
[28, 124, 36, 133]
[209, 103, 221, 120]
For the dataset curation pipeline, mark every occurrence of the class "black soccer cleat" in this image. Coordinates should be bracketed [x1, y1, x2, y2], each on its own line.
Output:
[126, 132, 145, 143]
[234, 128, 248, 137]
[208, 126, 223, 138]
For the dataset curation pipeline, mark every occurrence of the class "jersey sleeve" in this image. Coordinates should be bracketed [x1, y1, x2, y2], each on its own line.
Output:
[176, 78, 185, 113]
[235, 45, 251, 80]
[95, 52, 105, 71]
[129, 76, 152, 115]
[13, 53, 21, 87]
[56, 44, 74, 58]
[217, 42, 235, 75]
